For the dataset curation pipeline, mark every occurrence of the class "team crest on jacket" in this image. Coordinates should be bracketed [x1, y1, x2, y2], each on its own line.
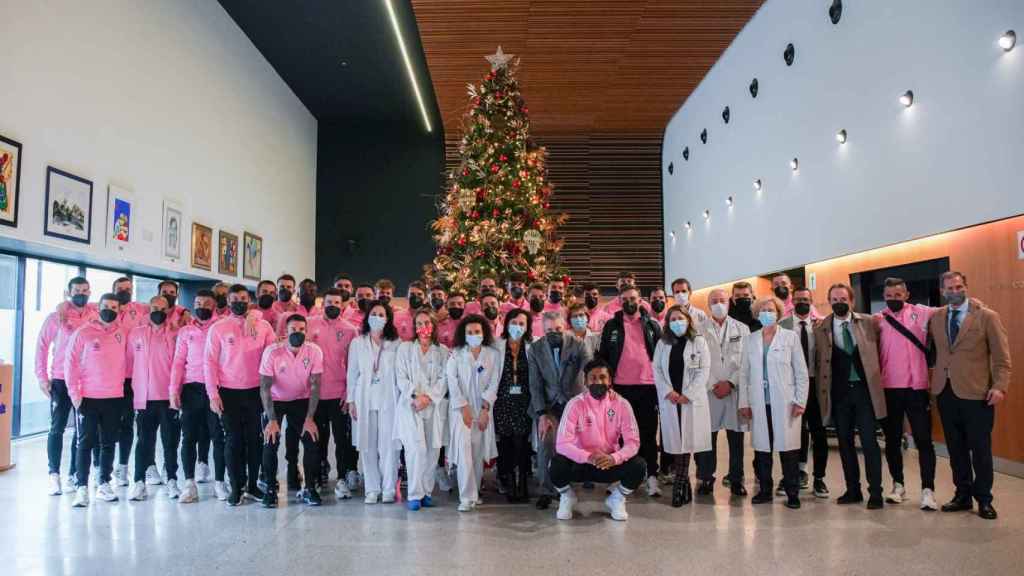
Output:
[227, 336, 235, 345]
[115, 333, 123, 343]
[607, 408, 615, 420]
[303, 357, 310, 369]
[336, 330, 343, 342]
[135, 342, 143, 352]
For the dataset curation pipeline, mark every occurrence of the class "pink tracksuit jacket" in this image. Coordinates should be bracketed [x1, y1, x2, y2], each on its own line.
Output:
[306, 314, 359, 400]
[204, 316, 276, 399]
[35, 302, 97, 383]
[556, 390, 640, 466]
[169, 318, 216, 398]
[64, 320, 127, 404]
[126, 323, 177, 409]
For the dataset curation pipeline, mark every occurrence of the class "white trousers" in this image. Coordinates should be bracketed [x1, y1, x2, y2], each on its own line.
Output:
[405, 443, 440, 501]
[361, 410, 398, 497]
[454, 424, 485, 506]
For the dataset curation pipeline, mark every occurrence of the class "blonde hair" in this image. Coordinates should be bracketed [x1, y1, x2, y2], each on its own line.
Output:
[752, 296, 785, 317]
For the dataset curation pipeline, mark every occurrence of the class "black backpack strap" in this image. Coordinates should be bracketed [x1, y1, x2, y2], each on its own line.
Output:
[883, 313, 934, 366]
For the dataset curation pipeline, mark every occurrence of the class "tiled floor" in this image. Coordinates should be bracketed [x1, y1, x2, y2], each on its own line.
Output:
[4, 434, 1023, 575]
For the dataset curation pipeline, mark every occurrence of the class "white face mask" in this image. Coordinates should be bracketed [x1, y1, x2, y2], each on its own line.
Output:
[674, 292, 689, 306]
[710, 302, 728, 319]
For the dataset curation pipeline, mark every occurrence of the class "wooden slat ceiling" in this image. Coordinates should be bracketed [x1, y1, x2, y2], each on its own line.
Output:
[411, 0, 764, 135]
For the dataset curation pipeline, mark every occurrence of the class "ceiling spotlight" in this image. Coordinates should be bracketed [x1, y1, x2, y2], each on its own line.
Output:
[703, 209, 711, 220]
[790, 158, 799, 171]
[753, 178, 763, 191]
[685, 221, 692, 230]
[900, 90, 914, 108]
[999, 30, 1016, 52]
[726, 196, 734, 207]
[836, 129, 848, 144]
[669, 230, 676, 240]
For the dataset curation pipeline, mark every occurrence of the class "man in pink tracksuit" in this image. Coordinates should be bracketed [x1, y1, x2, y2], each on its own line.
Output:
[125, 295, 181, 501]
[500, 273, 529, 316]
[393, 281, 427, 341]
[344, 284, 374, 327]
[437, 291, 466, 349]
[307, 288, 359, 497]
[65, 293, 128, 507]
[254, 280, 279, 326]
[550, 358, 645, 522]
[464, 276, 498, 316]
[112, 276, 151, 332]
[108, 277, 151, 483]
[158, 279, 191, 328]
[275, 278, 321, 337]
[170, 289, 227, 502]
[270, 274, 300, 329]
[205, 284, 276, 506]
[37, 276, 96, 494]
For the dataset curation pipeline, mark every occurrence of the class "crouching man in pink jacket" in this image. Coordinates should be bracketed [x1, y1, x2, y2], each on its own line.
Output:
[550, 358, 646, 522]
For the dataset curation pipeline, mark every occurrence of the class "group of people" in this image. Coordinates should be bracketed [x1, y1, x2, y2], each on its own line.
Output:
[37, 268, 1010, 521]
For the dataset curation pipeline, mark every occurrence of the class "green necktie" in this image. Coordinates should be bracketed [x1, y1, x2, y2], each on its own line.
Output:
[841, 321, 854, 355]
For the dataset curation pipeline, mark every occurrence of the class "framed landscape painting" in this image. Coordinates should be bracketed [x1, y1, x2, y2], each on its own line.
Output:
[243, 231, 262, 281]
[218, 230, 238, 276]
[191, 222, 213, 271]
[44, 166, 93, 244]
[0, 134, 22, 228]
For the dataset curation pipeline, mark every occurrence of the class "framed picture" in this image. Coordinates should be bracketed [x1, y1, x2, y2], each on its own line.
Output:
[162, 200, 183, 261]
[218, 230, 239, 276]
[0, 134, 22, 228]
[106, 185, 134, 251]
[191, 222, 213, 271]
[243, 231, 262, 281]
[44, 166, 93, 244]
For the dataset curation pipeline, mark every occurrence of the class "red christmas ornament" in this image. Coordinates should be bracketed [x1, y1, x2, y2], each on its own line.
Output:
[500, 154, 508, 162]
[492, 208, 499, 217]
[471, 211, 480, 219]
[527, 270, 536, 281]
[562, 275, 572, 285]
[522, 107, 529, 114]
[543, 202, 550, 209]
[476, 189, 485, 201]
[490, 164, 500, 173]
[512, 179, 521, 189]
[462, 168, 469, 177]
[458, 237, 467, 246]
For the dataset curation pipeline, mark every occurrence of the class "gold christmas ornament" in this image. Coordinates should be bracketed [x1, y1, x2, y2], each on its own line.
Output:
[523, 229, 543, 254]
[457, 188, 476, 212]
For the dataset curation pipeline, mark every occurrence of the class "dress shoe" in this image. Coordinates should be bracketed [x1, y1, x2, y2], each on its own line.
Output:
[977, 503, 998, 520]
[751, 491, 773, 504]
[867, 495, 884, 510]
[786, 495, 801, 509]
[941, 497, 973, 513]
[836, 491, 864, 505]
[535, 494, 552, 510]
[730, 483, 748, 497]
[697, 480, 714, 496]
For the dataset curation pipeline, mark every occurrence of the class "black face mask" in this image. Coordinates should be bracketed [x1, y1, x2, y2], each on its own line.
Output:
[509, 286, 524, 299]
[338, 289, 351, 301]
[831, 302, 850, 317]
[378, 295, 391, 306]
[215, 294, 228, 309]
[483, 307, 498, 320]
[585, 295, 599, 309]
[115, 290, 132, 305]
[546, 332, 562, 347]
[794, 302, 811, 317]
[278, 289, 292, 303]
[71, 294, 89, 308]
[324, 305, 341, 320]
[161, 294, 177, 308]
[733, 298, 753, 312]
[357, 298, 372, 313]
[885, 300, 905, 313]
[529, 297, 544, 313]
[99, 309, 118, 323]
[773, 286, 790, 300]
[447, 307, 464, 320]
[288, 332, 306, 347]
[299, 292, 316, 309]
[622, 301, 638, 316]
[258, 294, 274, 309]
[548, 291, 563, 304]
[651, 300, 666, 313]
[150, 310, 167, 325]
[408, 295, 424, 310]
[430, 297, 445, 311]
[588, 384, 609, 400]
[230, 301, 249, 316]
[194, 308, 213, 321]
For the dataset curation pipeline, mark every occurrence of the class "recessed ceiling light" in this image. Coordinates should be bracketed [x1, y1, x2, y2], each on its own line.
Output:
[384, 0, 432, 133]
[726, 196, 734, 207]
[753, 178, 762, 191]
[703, 209, 711, 220]
[999, 30, 1016, 51]
[790, 158, 799, 171]
[685, 221, 692, 230]
[340, 60, 349, 67]
[836, 129, 848, 144]
[669, 230, 676, 240]
[900, 90, 914, 108]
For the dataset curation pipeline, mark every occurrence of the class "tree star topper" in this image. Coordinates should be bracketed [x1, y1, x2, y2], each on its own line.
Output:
[485, 46, 515, 71]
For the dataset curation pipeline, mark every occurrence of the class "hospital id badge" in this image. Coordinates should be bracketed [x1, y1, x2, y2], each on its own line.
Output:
[372, 374, 381, 387]
[509, 385, 522, 395]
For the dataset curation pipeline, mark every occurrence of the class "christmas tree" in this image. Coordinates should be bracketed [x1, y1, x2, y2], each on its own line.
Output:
[426, 47, 568, 294]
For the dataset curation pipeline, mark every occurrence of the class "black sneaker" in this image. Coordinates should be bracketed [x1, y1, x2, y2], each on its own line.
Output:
[813, 478, 830, 498]
[751, 491, 773, 504]
[262, 490, 278, 508]
[730, 482, 748, 497]
[836, 491, 864, 505]
[867, 495, 884, 510]
[227, 488, 243, 507]
[246, 485, 266, 501]
[786, 495, 802, 509]
[535, 495, 552, 510]
[775, 480, 786, 496]
[697, 479, 714, 496]
[304, 487, 322, 506]
[799, 471, 809, 490]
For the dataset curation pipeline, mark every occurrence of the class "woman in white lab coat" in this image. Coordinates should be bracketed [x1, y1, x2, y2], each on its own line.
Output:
[653, 305, 711, 508]
[394, 309, 449, 511]
[346, 301, 401, 504]
[738, 296, 809, 509]
[445, 313, 502, 512]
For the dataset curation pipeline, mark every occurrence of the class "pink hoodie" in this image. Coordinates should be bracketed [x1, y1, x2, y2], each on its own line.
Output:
[556, 390, 640, 466]
[204, 315, 276, 399]
[169, 318, 216, 397]
[35, 302, 97, 383]
[126, 323, 177, 408]
[64, 320, 127, 404]
[306, 314, 359, 400]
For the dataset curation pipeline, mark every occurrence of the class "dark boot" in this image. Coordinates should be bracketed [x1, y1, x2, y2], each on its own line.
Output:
[672, 475, 692, 507]
[516, 469, 530, 503]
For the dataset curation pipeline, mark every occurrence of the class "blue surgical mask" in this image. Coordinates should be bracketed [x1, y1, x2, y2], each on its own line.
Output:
[368, 315, 386, 333]
[466, 334, 484, 348]
[507, 324, 525, 341]
[570, 316, 588, 332]
[758, 310, 777, 327]
[670, 319, 688, 337]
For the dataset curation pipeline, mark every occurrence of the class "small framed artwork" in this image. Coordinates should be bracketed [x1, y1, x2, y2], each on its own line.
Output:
[0, 134, 22, 228]
[106, 185, 134, 251]
[44, 166, 93, 244]
[191, 222, 213, 271]
[218, 230, 239, 276]
[162, 200, 183, 261]
[243, 231, 262, 281]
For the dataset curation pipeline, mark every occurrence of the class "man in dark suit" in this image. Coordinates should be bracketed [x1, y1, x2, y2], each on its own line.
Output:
[927, 271, 1011, 520]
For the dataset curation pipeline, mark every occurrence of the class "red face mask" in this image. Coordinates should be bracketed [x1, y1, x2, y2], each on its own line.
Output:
[416, 324, 433, 339]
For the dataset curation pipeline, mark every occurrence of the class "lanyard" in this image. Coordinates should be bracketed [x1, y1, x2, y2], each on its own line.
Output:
[371, 339, 384, 377]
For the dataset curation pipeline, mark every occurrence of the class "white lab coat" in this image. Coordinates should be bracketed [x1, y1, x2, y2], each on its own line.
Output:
[394, 341, 449, 451]
[703, 316, 750, 432]
[345, 335, 400, 452]
[446, 343, 502, 466]
[737, 328, 809, 452]
[653, 336, 712, 454]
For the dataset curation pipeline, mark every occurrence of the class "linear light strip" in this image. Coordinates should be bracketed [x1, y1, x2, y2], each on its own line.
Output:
[384, 0, 432, 133]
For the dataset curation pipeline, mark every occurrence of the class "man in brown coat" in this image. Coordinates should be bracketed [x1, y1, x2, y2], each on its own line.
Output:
[814, 283, 886, 509]
[928, 271, 1011, 520]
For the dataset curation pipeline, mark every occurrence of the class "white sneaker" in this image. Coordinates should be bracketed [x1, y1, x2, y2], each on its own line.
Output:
[179, 480, 198, 503]
[214, 481, 230, 501]
[63, 475, 78, 492]
[556, 488, 578, 520]
[145, 465, 164, 485]
[645, 476, 661, 497]
[95, 482, 119, 502]
[166, 479, 181, 499]
[886, 482, 906, 504]
[48, 473, 63, 496]
[457, 501, 475, 512]
[435, 467, 452, 492]
[114, 464, 129, 487]
[72, 486, 89, 508]
[921, 488, 938, 511]
[364, 491, 380, 504]
[129, 480, 147, 501]
[605, 488, 629, 521]
[346, 471, 361, 489]
[382, 492, 396, 504]
[196, 462, 211, 483]
[334, 480, 352, 500]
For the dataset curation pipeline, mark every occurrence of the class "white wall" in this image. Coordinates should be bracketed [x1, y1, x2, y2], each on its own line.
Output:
[663, 0, 1023, 289]
[0, 0, 317, 282]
